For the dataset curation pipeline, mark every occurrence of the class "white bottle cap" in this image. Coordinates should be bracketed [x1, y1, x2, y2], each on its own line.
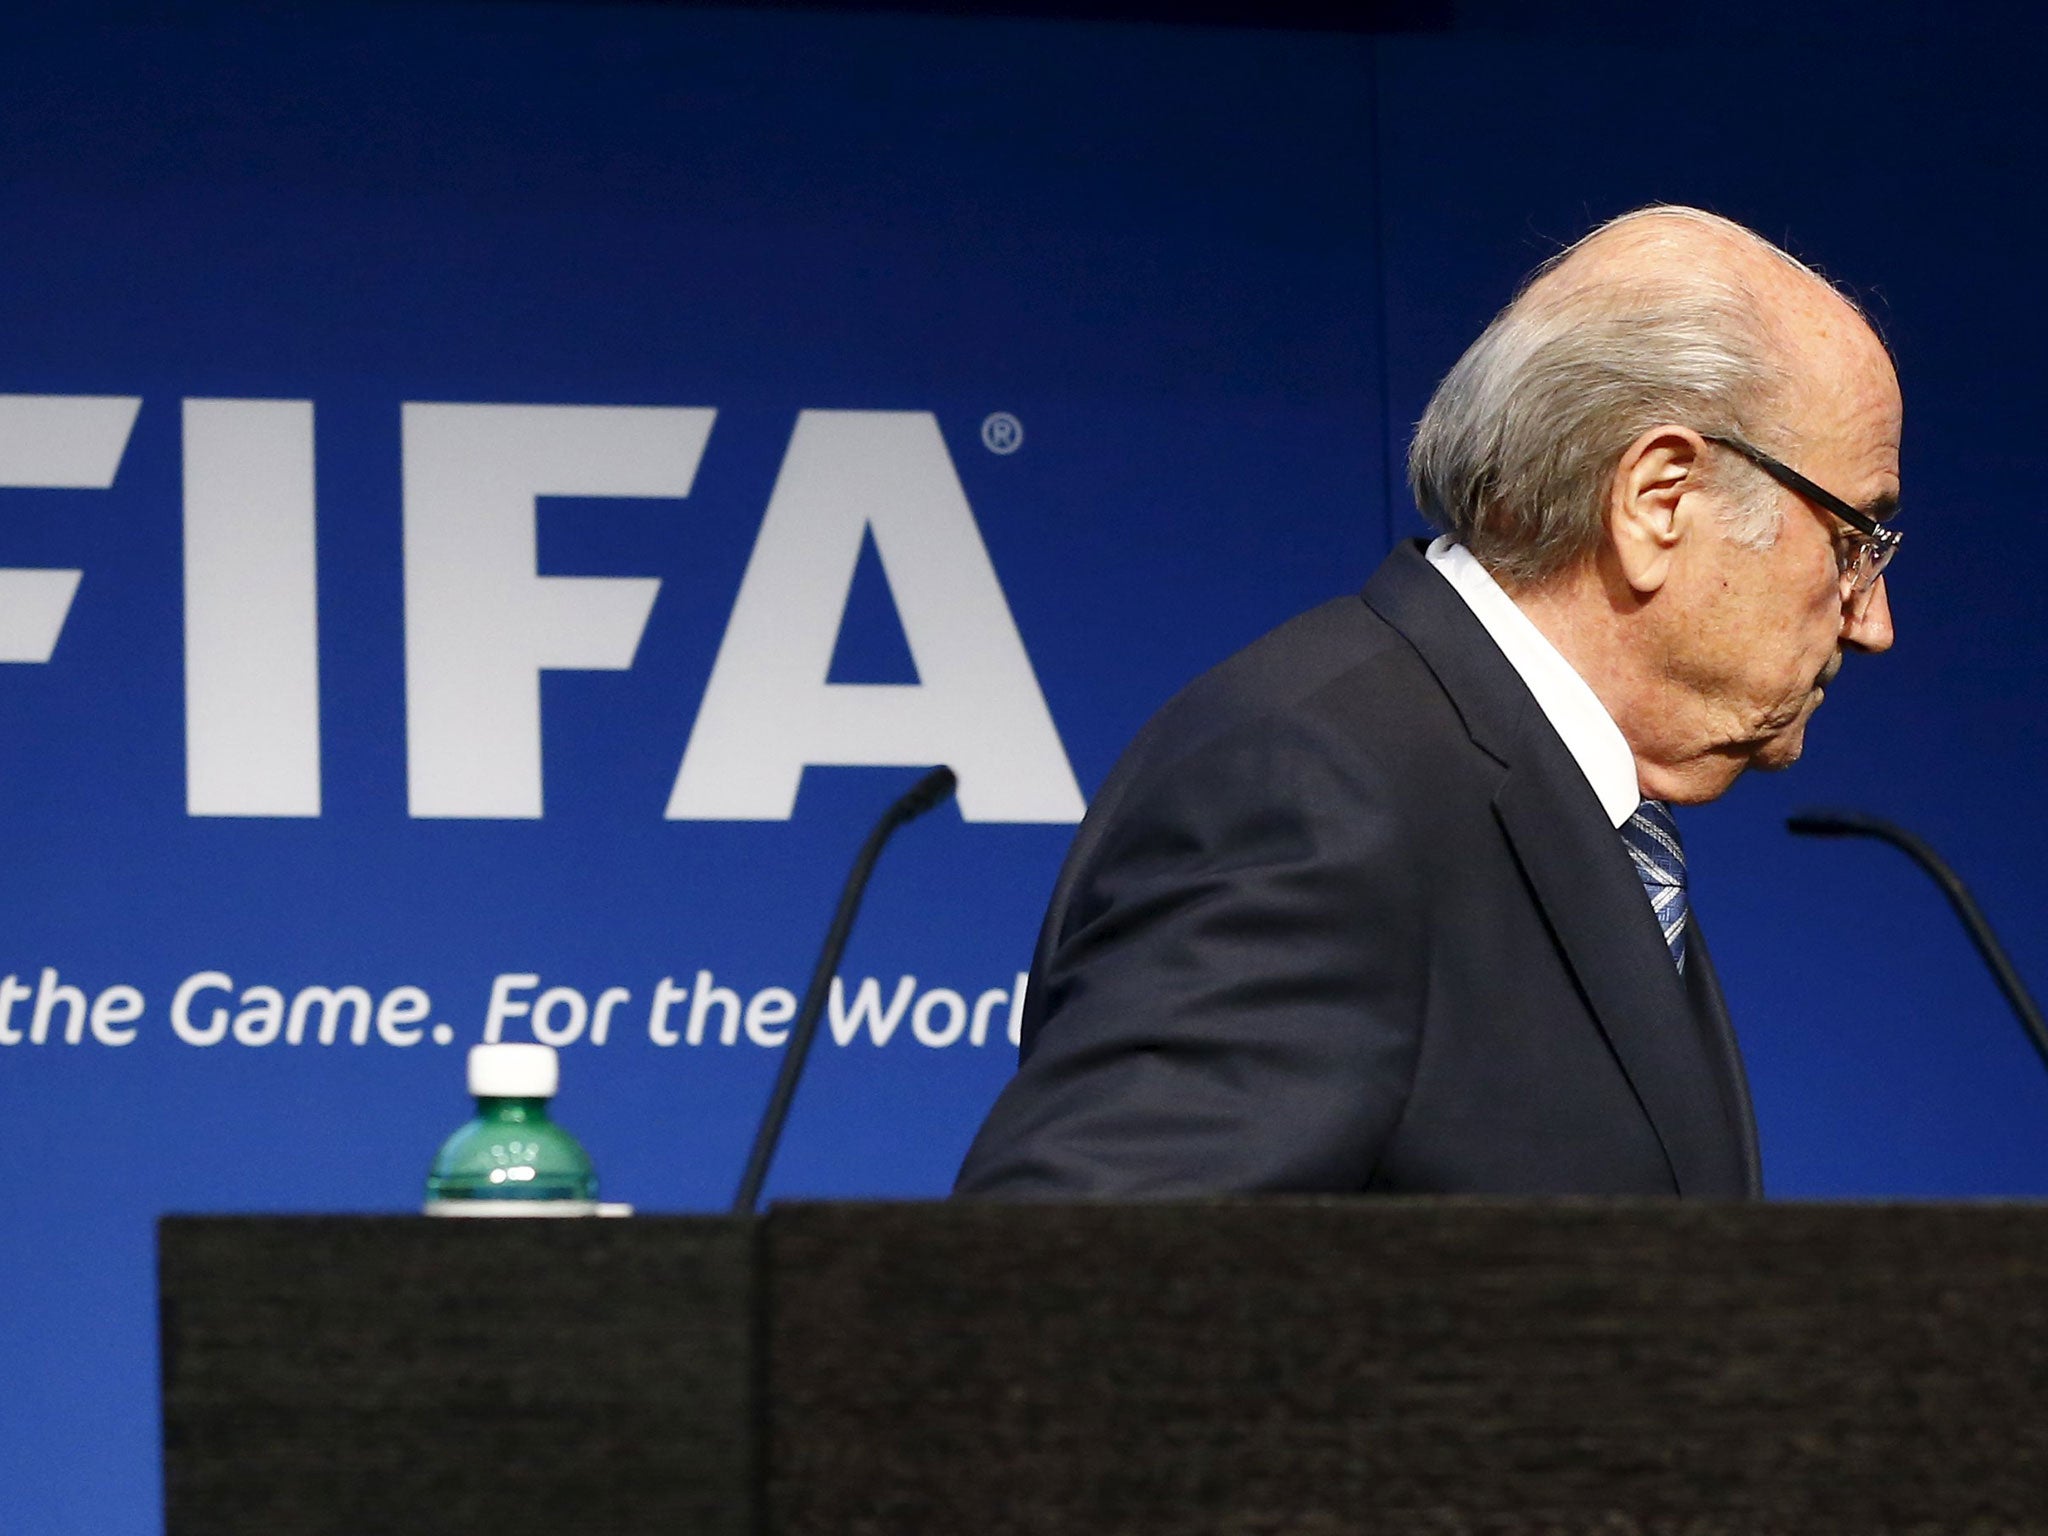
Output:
[467, 1042, 559, 1098]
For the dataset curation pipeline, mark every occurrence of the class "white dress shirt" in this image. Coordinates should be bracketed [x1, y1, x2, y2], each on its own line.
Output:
[1423, 536, 1640, 830]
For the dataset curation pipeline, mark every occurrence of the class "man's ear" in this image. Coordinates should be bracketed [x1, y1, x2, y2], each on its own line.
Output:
[1607, 425, 1705, 596]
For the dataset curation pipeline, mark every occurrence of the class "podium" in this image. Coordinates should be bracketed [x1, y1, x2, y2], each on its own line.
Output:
[160, 1201, 2048, 1534]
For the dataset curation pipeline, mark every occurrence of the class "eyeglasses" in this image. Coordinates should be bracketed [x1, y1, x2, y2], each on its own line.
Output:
[1701, 433, 1901, 617]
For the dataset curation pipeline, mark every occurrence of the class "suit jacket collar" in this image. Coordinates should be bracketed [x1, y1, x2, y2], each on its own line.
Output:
[1363, 541, 1756, 1197]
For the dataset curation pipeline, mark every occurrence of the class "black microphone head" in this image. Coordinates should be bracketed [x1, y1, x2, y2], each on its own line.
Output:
[1787, 809, 1860, 838]
[899, 765, 958, 821]
[1788, 807, 1904, 841]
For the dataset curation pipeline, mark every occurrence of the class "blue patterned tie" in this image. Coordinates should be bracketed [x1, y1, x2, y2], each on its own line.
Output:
[1621, 799, 1688, 972]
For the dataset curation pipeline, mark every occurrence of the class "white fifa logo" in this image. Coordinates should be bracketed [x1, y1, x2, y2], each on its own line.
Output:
[4, 395, 1085, 824]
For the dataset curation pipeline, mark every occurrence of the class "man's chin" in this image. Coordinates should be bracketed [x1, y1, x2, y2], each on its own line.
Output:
[1750, 737, 1806, 772]
[1750, 706, 1818, 772]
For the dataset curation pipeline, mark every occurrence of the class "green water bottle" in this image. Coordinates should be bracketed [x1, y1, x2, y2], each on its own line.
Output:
[424, 1042, 598, 1216]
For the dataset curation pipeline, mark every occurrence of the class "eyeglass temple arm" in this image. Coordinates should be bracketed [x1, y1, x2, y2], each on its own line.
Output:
[1788, 809, 2048, 1076]
[1701, 433, 1899, 543]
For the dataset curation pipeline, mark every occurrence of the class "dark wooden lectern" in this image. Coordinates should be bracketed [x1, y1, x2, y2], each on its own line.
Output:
[160, 1201, 2048, 1534]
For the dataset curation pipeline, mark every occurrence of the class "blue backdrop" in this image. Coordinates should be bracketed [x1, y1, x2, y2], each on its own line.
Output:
[5, 3, 2046, 1531]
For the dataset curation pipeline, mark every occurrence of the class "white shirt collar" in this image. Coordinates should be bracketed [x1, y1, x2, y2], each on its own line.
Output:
[1423, 536, 1640, 829]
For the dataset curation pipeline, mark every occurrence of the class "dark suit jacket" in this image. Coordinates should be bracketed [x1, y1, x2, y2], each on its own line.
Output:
[955, 541, 1762, 1198]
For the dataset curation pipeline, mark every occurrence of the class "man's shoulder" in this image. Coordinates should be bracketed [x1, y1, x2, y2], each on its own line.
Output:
[1061, 590, 1469, 856]
[1201, 591, 1404, 694]
[1127, 584, 1451, 769]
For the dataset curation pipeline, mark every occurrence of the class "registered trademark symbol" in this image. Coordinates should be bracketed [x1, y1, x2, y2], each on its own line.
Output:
[981, 411, 1023, 454]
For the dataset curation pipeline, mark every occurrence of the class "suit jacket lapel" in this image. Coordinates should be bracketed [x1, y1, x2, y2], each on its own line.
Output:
[1684, 918, 1765, 1197]
[1365, 542, 1750, 1197]
[1493, 766, 1747, 1195]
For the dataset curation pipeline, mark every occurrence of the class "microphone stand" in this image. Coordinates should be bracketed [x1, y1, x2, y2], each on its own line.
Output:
[1788, 809, 2048, 1076]
[731, 765, 958, 1215]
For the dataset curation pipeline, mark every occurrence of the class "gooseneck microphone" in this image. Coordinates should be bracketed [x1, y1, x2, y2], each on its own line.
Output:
[1787, 809, 2048, 1076]
[731, 765, 959, 1215]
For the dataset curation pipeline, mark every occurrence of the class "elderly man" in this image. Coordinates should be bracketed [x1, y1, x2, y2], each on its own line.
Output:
[956, 205, 1899, 1198]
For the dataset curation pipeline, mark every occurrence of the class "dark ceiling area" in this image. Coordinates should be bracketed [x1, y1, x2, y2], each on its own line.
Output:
[563, 0, 1453, 33]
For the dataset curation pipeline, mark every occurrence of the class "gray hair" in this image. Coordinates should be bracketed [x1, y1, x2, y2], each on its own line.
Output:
[1406, 205, 1839, 584]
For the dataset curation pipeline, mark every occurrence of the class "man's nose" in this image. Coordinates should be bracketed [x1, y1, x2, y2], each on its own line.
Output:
[1842, 575, 1894, 653]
